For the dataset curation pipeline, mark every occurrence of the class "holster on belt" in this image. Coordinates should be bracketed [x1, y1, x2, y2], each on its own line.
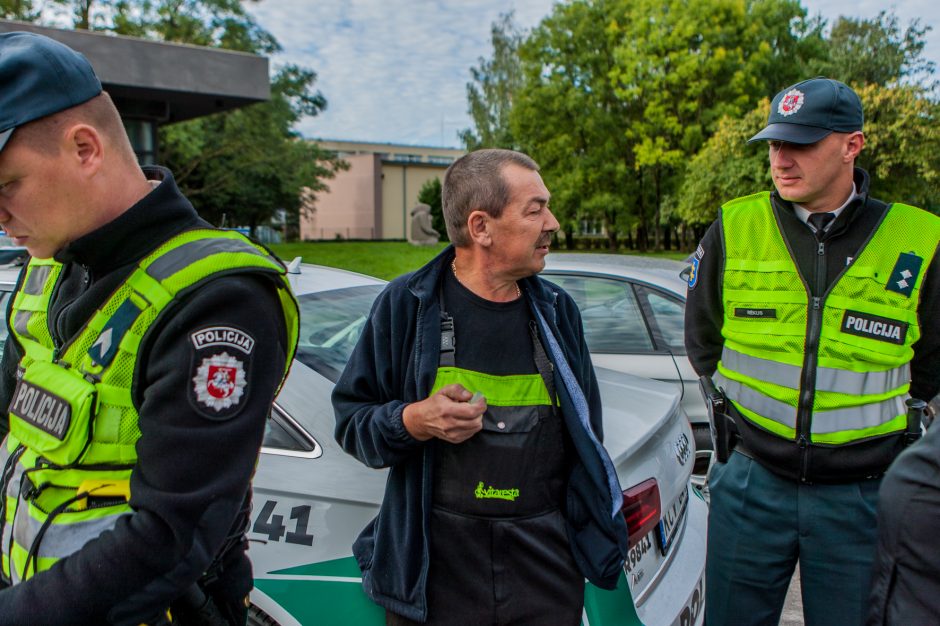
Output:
[905, 398, 930, 445]
[699, 375, 738, 464]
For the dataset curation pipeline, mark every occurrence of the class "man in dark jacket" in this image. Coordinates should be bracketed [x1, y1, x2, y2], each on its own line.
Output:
[332, 149, 628, 625]
[685, 77, 940, 625]
[867, 407, 940, 625]
[0, 32, 297, 624]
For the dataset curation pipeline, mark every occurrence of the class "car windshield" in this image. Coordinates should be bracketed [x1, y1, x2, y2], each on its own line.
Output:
[294, 284, 384, 382]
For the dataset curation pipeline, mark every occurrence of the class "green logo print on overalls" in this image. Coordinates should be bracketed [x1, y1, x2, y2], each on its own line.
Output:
[474, 481, 520, 501]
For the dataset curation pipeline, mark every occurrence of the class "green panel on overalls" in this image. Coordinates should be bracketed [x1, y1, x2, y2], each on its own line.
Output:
[0, 228, 299, 583]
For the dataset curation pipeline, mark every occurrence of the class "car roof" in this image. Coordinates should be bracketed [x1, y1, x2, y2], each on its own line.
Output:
[284, 261, 387, 296]
[543, 253, 688, 296]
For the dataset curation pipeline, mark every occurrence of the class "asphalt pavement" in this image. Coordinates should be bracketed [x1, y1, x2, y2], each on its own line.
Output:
[779, 570, 804, 626]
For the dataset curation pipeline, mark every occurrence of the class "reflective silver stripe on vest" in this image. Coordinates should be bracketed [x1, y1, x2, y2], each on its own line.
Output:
[721, 348, 911, 396]
[12, 311, 36, 343]
[146, 237, 268, 282]
[715, 373, 906, 435]
[12, 497, 126, 563]
[714, 374, 797, 429]
[23, 265, 52, 296]
[810, 396, 907, 435]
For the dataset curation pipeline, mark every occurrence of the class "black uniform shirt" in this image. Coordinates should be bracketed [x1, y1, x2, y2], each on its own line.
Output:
[0, 167, 290, 624]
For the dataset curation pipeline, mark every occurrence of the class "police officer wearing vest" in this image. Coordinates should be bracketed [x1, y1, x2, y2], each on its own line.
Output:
[685, 77, 940, 626]
[0, 33, 298, 624]
[332, 149, 628, 625]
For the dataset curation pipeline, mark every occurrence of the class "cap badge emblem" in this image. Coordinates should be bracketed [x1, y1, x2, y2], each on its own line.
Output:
[778, 88, 805, 117]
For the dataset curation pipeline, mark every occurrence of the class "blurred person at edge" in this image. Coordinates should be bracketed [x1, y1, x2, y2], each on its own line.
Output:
[684, 77, 940, 626]
[0, 32, 298, 625]
[332, 149, 629, 625]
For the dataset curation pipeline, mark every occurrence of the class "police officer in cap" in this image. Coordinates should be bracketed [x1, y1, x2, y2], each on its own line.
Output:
[0, 32, 298, 624]
[685, 77, 940, 625]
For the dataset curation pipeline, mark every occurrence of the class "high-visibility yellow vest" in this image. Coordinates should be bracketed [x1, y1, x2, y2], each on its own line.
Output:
[0, 229, 299, 583]
[714, 193, 940, 445]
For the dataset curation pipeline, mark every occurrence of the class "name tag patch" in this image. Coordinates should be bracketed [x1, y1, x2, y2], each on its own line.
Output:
[734, 308, 777, 319]
[9, 380, 72, 440]
[841, 310, 908, 345]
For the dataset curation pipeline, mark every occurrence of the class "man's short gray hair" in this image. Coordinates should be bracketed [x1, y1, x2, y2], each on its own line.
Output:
[442, 149, 540, 247]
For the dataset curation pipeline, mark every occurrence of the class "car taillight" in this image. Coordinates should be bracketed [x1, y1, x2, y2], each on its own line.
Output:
[621, 478, 661, 548]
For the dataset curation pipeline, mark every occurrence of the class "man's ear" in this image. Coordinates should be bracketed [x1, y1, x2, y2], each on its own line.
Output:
[467, 210, 492, 247]
[843, 131, 865, 162]
[64, 124, 104, 176]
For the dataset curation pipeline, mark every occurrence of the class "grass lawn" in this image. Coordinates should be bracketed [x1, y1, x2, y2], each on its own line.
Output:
[269, 241, 687, 281]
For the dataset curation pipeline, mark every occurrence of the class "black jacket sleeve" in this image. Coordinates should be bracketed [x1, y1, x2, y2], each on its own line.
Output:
[332, 281, 426, 470]
[911, 242, 940, 403]
[0, 275, 289, 625]
[684, 219, 725, 377]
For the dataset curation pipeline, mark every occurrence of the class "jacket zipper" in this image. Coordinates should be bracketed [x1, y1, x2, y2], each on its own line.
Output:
[48, 263, 92, 361]
[796, 240, 827, 482]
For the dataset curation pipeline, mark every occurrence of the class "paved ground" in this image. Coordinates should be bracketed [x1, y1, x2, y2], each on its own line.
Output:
[779, 570, 804, 626]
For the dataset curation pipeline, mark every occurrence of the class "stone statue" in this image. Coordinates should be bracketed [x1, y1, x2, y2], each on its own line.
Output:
[409, 202, 440, 246]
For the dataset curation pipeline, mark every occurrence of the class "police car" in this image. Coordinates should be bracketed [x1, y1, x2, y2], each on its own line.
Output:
[246, 261, 707, 626]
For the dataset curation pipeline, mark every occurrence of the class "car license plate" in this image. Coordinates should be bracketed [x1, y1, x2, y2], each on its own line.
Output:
[625, 487, 689, 597]
[657, 485, 689, 555]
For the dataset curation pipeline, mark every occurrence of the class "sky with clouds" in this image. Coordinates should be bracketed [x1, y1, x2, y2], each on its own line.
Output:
[245, 0, 939, 149]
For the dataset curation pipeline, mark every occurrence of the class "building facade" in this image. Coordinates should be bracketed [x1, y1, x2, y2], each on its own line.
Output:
[0, 20, 269, 164]
[303, 140, 464, 241]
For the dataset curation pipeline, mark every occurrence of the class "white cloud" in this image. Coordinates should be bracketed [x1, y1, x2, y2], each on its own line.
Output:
[247, 0, 938, 148]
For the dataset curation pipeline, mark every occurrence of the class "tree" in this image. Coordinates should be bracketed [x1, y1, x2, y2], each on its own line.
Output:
[676, 82, 940, 226]
[29, 0, 342, 239]
[512, 0, 638, 251]
[816, 11, 935, 89]
[675, 101, 771, 228]
[608, 0, 822, 250]
[856, 83, 939, 213]
[0, 0, 41, 21]
[460, 12, 525, 150]
[160, 65, 345, 234]
[417, 177, 447, 242]
[509, 0, 819, 251]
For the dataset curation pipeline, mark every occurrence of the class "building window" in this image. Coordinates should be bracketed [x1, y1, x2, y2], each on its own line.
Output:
[427, 155, 455, 165]
[390, 153, 423, 163]
[123, 119, 157, 165]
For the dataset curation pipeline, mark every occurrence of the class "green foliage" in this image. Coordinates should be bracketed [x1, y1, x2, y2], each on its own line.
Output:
[464, 0, 937, 250]
[857, 83, 940, 213]
[460, 12, 525, 150]
[417, 177, 447, 242]
[512, 0, 637, 251]
[816, 11, 935, 89]
[676, 101, 772, 225]
[268, 242, 686, 281]
[0, 0, 41, 21]
[159, 65, 345, 233]
[269, 241, 448, 281]
[26, 0, 343, 238]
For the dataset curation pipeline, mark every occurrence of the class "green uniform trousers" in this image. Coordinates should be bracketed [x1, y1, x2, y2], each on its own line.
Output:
[706, 451, 881, 626]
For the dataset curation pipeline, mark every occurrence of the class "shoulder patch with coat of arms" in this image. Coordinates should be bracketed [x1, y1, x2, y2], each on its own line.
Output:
[188, 325, 254, 419]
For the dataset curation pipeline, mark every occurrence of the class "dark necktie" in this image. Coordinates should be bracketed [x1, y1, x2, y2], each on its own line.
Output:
[808, 212, 835, 239]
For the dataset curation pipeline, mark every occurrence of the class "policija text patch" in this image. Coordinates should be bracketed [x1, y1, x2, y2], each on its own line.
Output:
[9, 380, 71, 440]
[841, 310, 908, 345]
